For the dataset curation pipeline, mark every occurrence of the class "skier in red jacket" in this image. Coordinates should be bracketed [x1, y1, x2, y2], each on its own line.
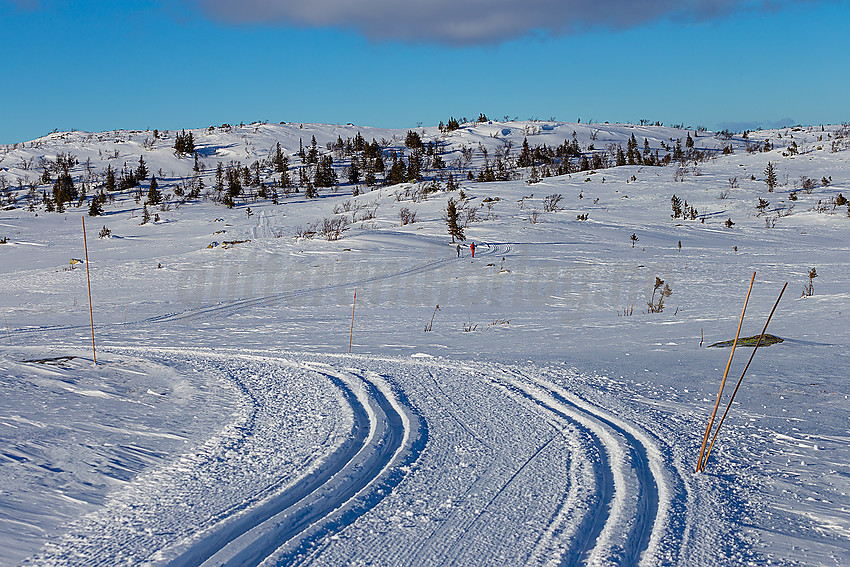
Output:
[470, 242, 476, 258]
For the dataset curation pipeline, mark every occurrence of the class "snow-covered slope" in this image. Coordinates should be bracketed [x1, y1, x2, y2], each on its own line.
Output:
[1, 120, 849, 566]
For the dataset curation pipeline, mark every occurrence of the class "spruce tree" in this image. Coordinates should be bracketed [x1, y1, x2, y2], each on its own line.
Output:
[274, 142, 286, 172]
[445, 197, 464, 242]
[518, 137, 532, 168]
[105, 165, 116, 192]
[136, 155, 148, 180]
[671, 194, 683, 218]
[88, 195, 103, 216]
[764, 161, 777, 192]
[347, 157, 360, 185]
[147, 176, 161, 205]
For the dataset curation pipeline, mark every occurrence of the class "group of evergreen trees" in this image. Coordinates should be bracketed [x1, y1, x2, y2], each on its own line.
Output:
[26, 120, 724, 218]
[173, 130, 195, 157]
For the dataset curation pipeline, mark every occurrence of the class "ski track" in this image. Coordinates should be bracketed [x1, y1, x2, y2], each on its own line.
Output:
[24, 349, 423, 567]
[15, 239, 702, 566]
[7, 241, 512, 337]
[17, 346, 703, 566]
[19, 349, 700, 567]
[483, 364, 673, 566]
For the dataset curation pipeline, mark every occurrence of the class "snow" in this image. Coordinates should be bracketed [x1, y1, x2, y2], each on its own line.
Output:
[0, 120, 849, 565]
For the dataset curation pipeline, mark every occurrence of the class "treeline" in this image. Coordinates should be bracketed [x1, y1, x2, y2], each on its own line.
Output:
[18, 120, 721, 215]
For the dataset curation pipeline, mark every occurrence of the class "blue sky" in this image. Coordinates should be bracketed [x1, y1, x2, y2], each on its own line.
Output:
[1, 0, 847, 144]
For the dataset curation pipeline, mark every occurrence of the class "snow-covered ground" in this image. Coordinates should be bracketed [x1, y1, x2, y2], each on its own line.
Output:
[1, 121, 848, 565]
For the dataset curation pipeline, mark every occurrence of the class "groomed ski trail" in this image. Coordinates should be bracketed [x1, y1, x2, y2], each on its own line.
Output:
[25, 349, 424, 567]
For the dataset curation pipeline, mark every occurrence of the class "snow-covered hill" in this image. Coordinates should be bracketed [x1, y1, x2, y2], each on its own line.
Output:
[1, 120, 848, 566]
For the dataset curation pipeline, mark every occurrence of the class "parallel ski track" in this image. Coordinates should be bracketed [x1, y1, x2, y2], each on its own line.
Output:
[155, 363, 421, 567]
[404, 367, 599, 567]
[486, 365, 666, 566]
[9, 242, 512, 336]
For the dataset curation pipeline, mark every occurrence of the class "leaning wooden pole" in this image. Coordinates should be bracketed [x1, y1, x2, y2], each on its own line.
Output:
[82, 217, 96, 364]
[348, 289, 356, 354]
[696, 271, 755, 473]
[702, 282, 787, 471]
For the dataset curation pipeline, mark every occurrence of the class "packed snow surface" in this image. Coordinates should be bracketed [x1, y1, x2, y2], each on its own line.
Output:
[0, 120, 849, 565]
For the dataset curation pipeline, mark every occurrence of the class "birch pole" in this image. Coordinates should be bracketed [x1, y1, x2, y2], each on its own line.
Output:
[82, 217, 96, 364]
[696, 271, 755, 472]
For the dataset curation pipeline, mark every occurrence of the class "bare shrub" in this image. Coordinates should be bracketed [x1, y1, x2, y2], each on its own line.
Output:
[542, 193, 563, 212]
[647, 277, 672, 313]
[800, 176, 818, 193]
[464, 206, 478, 226]
[803, 267, 817, 297]
[356, 203, 379, 222]
[295, 223, 317, 239]
[399, 207, 417, 226]
[319, 216, 349, 241]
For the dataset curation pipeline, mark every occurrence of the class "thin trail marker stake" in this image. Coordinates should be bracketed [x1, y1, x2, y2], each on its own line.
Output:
[348, 289, 356, 354]
[696, 271, 755, 473]
[702, 282, 787, 471]
[82, 217, 96, 364]
[3, 309, 11, 346]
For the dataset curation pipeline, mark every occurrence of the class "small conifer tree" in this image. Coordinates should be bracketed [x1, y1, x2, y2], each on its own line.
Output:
[445, 198, 464, 242]
[88, 195, 103, 217]
[147, 176, 161, 205]
[136, 155, 148, 180]
[764, 162, 777, 192]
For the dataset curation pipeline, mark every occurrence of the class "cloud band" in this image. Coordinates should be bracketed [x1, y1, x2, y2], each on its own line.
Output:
[186, 0, 822, 45]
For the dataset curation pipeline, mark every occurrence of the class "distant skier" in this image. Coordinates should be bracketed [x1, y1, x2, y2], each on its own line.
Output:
[456, 244, 461, 258]
[470, 242, 476, 258]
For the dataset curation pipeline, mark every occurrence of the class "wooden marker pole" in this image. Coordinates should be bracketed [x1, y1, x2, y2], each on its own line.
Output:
[82, 217, 96, 364]
[696, 271, 755, 473]
[348, 289, 357, 354]
[702, 282, 787, 471]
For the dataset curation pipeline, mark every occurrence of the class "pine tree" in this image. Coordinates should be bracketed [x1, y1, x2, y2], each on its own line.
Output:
[304, 180, 318, 199]
[141, 204, 151, 224]
[136, 155, 148, 180]
[314, 155, 337, 187]
[307, 136, 319, 164]
[671, 194, 683, 218]
[764, 161, 777, 192]
[445, 197, 464, 242]
[52, 171, 77, 205]
[627, 134, 638, 165]
[147, 176, 161, 205]
[215, 162, 224, 192]
[347, 156, 360, 185]
[616, 145, 626, 167]
[274, 142, 286, 172]
[227, 167, 242, 199]
[105, 165, 116, 192]
[518, 137, 532, 168]
[88, 195, 103, 216]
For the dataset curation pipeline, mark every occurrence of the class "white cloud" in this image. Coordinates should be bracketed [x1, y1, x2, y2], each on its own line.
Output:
[187, 0, 825, 45]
